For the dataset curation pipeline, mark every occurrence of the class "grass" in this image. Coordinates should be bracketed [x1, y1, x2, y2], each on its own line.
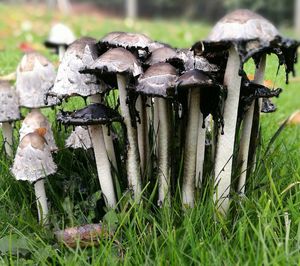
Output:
[0, 3, 300, 265]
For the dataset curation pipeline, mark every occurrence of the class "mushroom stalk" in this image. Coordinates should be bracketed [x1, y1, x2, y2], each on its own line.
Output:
[237, 55, 266, 193]
[117, 74, 142, 200]
[157, 98, 171, 206]
[34, 179, 49, 224]
[88, 124, 117, 208]
[136, 95, 148, 177]
[213, 46, 242, 215]
[195, 114, 206, 188]
[182, 88, 200, 207]
[89, 94, 118, 170]
[2, 122, 13, 156]
[58, 46, 65, 62]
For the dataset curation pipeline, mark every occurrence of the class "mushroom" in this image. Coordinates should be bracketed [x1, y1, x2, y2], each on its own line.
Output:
[136, 63, 178, 206]
[11, 129, 57, 224]
[44, 23, 76, 61]
[57, 103, 123, 208]
[176, 70, 221, 207]
[65, 126, 92, 150]
[0, 81, 20, 156]
[192, 9, 298, 214]
[19, 109, 57, 151]
[82, 47, 143, 201]
[16, 52, 58, 109]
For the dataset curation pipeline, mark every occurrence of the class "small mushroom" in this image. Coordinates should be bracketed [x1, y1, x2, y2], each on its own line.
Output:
[136, 63, 178, 206]
[82, 47, 143, 201]
[57, 103, 123, 208]
[0, 81, 20, 156]
[44, 23, 76, 61]
[11, 130, 57, 224]
[65, 126, 93, 150]
[19, 109, 57, 152]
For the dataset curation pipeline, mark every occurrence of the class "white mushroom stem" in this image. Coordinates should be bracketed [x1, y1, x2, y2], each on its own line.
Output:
[34, 179, 49, 224]
[237, 55, 266, 194]
[213, 46, 242, 215]
[2, 122, 13, 156]
[157, 98, 171, 206]
[58, 45, 65, 62]
[195, 114, 206, 188]
[88, 124, 117, 208]
[182, 88, 200, 207]
[117, 74, 141, 200]
[136, 96, 148, 177]
[89, 94, 118, 170]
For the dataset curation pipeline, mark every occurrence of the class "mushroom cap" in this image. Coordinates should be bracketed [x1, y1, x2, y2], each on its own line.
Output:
[57, 103, 123, 126]
[178, 49, 219, 72]
[175, 69, 215, 89]
[49, 37, 104, 99]
[208, 9, 279, 42]
[0, 81, 20, 122]
[145, 46, 184, 70]
[19, 109, 57, 151]
[98, 31, 153, 51]
[16, 52, 58, 108]
[11, 132, 57, 183]
[136, 63, 178, 98]
[65, 126, 93, 149]
[45, 23, 76, 48]
[84, 47, 142, 76]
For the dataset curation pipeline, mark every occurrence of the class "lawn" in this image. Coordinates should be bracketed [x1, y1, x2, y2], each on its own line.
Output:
[0, 4, 300, 265]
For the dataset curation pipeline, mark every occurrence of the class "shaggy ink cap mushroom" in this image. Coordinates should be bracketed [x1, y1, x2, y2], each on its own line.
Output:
[49, 37, 105, 101]
[57, 103, 123, 126]
[19, 109, 57, 152]
[12, 131, 57, 182]
[44, 23, 76, 51]
[81, 47, 142, 88]
[136, 63, 178, 98]
[65, 126, 93, 150]
[0, 81, 20, 123]
[16, 52, 58, 108]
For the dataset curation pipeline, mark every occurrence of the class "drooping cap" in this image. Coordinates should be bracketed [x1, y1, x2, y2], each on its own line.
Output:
[136, 63, 178, 98]
[0, 81, 20, 122]
[48, 37, 104, 100]
[175, 70, 215, 89]
[65, 126, 93, 149]
[82, 47, 142, 87]
[16, 52, 58, 108]
[44, 23, 76, 49]
[19, 109, 57, 151]
[11, 131, 57, 183]
[57, 103, 123, 126]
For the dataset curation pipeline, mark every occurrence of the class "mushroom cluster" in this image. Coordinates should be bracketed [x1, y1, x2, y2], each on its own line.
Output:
[1, 9, 298, 226]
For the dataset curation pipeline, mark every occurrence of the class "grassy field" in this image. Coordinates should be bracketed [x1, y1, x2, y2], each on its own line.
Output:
[0, 4, 300, 265]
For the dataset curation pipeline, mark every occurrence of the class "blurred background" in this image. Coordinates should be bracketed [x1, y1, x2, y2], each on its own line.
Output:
[0, 0, 298, 27]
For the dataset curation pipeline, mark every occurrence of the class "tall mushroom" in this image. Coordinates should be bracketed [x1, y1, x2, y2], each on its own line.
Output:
[11, 129, 57, 224]
[58, 103, 123, 208]
[136, 63, 178, 206]
[82, 47, 143, 201]
[176, 70, 221, 207]
[192, 9, 298, 214]
[0, 81, 20, 156]
[44, 23, 76, 61]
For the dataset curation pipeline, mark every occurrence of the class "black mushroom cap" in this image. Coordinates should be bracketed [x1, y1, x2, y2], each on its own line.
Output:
[261, 98, 277, 113]
[136, 63, 178, 98]
[144, 46, 184, 70]
[81, 47, 142, 88]
[57, 103, 123, 126]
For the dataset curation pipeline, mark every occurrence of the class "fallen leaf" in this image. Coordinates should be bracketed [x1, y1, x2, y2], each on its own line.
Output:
[287, 110, 300, 125]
